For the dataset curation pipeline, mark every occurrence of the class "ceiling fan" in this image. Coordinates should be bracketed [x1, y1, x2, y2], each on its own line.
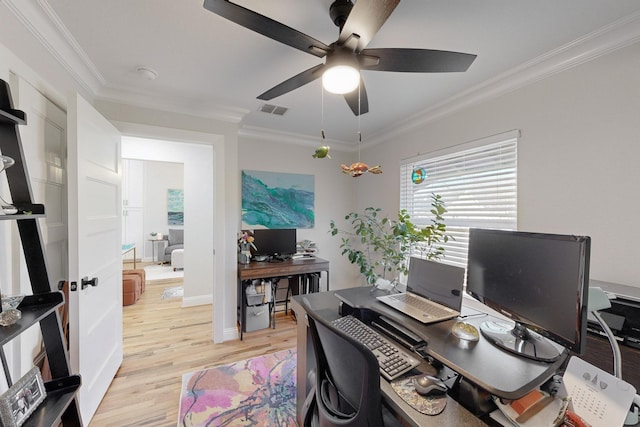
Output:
[203, 0, 477, 116]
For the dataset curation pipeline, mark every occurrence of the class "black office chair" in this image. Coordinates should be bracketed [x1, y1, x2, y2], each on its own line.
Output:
[300, 299, 402, 427]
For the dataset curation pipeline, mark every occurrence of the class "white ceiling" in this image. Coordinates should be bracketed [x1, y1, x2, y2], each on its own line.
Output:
[3, 1, 640, 148]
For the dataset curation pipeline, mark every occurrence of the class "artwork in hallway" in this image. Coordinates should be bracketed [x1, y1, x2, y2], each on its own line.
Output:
[242, 170, 314, 229]
[168, 188, 184, 225]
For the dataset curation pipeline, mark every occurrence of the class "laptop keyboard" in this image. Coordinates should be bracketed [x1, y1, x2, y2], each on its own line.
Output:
[331, 315, 421, 381]
[389, 293, 454, 318]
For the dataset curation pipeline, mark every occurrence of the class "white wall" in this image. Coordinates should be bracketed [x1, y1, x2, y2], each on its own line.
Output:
[142, 160, 184, 260]
[359, 41, 640, 288]
[238, 135, 362, 289]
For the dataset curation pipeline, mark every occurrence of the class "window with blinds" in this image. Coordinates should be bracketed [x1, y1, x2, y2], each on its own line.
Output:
[400, 132, 518, 268]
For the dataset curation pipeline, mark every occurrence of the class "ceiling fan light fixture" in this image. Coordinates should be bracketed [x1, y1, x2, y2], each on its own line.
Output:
[322, 65, 360, 94]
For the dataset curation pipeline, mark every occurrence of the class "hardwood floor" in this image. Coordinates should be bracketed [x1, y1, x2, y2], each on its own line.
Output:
[90, 269, 298, 426]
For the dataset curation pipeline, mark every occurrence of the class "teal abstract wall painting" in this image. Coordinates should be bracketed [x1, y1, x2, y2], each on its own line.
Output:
[242, 170, 314, 229]
[168, 188, 184, 225]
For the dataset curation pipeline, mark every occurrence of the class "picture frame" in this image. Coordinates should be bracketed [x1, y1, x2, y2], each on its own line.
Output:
[0, 367, 47, 427]
[241, 170, 315, 229]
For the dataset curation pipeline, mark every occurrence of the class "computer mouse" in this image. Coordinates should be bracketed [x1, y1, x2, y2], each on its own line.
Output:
[413, 375, 447, 396]
[451, 321, 480, 341]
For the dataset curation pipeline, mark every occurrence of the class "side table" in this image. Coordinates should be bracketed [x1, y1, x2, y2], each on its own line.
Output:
[149, 239, 167, 264]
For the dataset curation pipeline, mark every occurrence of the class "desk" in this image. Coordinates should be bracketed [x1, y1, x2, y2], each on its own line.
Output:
[292, 287, 567, 426]
[237, 257, 329, 340]
[121, 243, 136, 269]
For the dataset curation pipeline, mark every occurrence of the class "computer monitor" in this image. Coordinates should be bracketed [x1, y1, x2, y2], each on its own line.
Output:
[252, 228, 297, 260]
[466, 228, 590, 362]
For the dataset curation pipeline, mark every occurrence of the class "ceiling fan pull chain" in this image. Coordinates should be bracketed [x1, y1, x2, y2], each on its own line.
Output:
[358, 83, 362, 161]
[321, 85, 326, 140]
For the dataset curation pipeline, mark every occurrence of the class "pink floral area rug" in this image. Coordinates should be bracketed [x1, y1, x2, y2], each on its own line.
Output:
[178, 349, 297, 427]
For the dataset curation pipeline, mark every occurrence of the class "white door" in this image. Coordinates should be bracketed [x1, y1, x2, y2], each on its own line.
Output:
[67, 92, 123, 424]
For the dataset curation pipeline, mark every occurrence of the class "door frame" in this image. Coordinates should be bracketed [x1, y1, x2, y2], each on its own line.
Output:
[113, 122, 227, 342]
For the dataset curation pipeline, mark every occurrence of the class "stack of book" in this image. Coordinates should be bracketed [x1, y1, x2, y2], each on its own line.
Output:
[294, 240, 318, 258]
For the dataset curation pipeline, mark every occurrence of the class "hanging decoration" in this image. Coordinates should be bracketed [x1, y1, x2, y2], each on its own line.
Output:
[312, 88, 331, 160]
[412, 167, 427, 184]
[312, 145, 331, 159]
[341, 162, 382, 177]
[339, 84, 382, 177]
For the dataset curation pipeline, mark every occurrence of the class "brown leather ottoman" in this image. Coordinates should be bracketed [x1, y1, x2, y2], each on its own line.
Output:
[124, 268, 146, 294]
[122, 274, 141, 306]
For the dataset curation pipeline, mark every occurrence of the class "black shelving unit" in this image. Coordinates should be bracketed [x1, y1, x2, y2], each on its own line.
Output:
[0, 79, 82, 426]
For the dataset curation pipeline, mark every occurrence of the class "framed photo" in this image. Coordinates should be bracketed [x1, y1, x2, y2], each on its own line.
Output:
[0, 367, 47, 427]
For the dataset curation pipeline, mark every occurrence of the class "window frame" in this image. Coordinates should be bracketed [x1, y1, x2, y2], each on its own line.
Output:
[400, 130, 519, 269]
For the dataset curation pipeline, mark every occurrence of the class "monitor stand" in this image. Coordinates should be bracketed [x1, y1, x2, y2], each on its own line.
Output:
[479, 320, 562, 363]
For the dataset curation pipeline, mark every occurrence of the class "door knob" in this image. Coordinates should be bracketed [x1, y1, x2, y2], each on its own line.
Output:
[81, 276, 99, 290]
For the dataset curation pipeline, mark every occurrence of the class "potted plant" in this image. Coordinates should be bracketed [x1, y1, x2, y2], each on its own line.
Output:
[329, 193, 452, 287]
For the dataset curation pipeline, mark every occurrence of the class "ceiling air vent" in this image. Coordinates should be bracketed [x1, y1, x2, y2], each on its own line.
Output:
[259, 103, 288, 116]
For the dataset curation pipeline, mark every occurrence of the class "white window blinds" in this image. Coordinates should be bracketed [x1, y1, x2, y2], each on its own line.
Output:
[400, 132, 518, 268]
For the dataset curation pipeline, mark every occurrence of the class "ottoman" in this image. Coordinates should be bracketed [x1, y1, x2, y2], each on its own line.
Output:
[171, 248, 184, 271]
[122, 273, 141, 306]
[123, 268, 146, 293]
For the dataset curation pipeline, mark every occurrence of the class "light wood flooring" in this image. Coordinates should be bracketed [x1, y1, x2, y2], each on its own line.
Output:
[90, 268, 297, 426]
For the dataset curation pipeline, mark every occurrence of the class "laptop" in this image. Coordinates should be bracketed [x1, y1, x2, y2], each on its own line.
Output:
[376, 257, 465, 323]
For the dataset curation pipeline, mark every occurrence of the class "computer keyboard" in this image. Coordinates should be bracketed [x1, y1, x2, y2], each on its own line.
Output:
[331, 315, 421, 381]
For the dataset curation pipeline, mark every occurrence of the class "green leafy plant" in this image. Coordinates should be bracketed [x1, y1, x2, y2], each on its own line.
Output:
[329, 194, 452, 285]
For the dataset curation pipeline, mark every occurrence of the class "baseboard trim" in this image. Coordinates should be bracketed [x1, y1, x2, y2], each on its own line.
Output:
[182, 294, 212, 307]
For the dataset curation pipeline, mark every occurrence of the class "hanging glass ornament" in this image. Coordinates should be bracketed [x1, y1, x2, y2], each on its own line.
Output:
[412, 167, 427, 184]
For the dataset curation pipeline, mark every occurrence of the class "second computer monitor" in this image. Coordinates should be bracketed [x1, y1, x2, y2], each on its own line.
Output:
[252, 228, 297, 259]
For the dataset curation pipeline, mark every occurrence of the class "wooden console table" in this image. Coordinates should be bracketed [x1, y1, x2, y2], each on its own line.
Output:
[237, 257, 330, 340]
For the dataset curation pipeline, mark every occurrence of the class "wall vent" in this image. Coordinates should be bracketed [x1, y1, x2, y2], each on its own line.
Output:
[259, 103, 288, 116]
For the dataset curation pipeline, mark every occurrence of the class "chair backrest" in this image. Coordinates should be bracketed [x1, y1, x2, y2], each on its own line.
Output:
[301, 298, 385, 427]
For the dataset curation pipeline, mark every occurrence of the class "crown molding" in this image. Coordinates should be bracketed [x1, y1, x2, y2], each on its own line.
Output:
[3, 0, 104, 95]
[95, 86, 248, 124]
[366, 11, 640, 147]
[238, 125, 354, 152]
[5, 0, 247, 124]
[8, 1, 640, 146]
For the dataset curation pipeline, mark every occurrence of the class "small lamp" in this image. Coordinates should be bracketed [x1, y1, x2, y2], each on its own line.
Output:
[322, 51, 360, 94]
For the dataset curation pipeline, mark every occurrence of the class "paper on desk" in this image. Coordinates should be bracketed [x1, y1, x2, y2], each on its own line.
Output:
[563, 356, 636, 427]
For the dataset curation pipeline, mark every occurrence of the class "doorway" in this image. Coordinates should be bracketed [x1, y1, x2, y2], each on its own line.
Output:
[121, 136, 214, 307]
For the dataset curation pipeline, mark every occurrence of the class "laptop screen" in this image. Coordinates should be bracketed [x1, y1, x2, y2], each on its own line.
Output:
[406, 257, 465, 311]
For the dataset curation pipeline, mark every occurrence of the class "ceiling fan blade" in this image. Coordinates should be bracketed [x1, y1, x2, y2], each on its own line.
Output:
[257, 64, 325, 100]
[343, 79, 369, 116]
[359, 48, 477, 72]
[338, 0, 400, 52]
[203, 0, 331, 58]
